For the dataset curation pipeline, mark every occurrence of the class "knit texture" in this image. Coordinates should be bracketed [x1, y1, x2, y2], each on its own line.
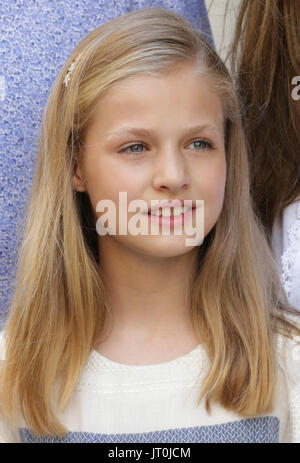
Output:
[0, 329, 299, 443]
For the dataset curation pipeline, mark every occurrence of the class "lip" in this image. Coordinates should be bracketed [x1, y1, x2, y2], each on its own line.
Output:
[144, 199, 196, 215]
[144, 206, 196, 227]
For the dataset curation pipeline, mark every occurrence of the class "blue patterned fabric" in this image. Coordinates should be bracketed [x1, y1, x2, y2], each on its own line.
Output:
[0, 1, 213, 329]
[19, 417, 280, 443]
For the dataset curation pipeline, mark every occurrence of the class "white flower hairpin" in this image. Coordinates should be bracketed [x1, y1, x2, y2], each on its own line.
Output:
[63, 52, 83, 87]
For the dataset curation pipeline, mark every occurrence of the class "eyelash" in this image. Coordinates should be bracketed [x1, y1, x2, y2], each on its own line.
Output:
[119, 139, 215, 156]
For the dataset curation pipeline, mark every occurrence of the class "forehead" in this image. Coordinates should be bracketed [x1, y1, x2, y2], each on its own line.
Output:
[87, 64, 224, 134]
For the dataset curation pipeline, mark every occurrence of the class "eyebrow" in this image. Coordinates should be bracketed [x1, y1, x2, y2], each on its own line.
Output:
[106, 124, 218, 140]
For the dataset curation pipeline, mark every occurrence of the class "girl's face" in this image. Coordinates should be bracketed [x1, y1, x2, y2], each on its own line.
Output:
[73, 63, 226, 258]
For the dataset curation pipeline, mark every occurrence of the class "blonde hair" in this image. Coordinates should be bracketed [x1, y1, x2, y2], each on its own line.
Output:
[1, 8, 300, 439]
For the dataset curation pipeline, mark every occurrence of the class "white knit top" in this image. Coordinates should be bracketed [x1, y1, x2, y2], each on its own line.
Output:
[0, 326, 299, 443]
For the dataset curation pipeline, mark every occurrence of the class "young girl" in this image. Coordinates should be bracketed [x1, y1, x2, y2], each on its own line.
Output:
[0, 8, 300, 443]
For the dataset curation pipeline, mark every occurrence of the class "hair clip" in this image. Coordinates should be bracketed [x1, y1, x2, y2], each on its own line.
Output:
[63, 52, 83, 87]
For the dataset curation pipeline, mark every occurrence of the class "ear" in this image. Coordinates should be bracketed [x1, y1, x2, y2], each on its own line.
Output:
[72, 162, 87, 192]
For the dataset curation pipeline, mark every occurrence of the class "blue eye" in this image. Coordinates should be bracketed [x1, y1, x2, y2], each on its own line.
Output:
[122, 143, 146, 154]
[190, 139, 214, 150]
[120, 139, 214, 156]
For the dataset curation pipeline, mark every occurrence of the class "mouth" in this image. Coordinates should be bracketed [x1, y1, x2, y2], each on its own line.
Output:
[144, 205, 197, 227]
[146, 205, 196, 217]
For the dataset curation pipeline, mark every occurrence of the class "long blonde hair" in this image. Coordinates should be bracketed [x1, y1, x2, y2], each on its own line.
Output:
[1, 8, 300, 439]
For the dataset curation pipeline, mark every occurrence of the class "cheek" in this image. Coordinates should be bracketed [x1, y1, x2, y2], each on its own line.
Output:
[208, 165, 226, 204]
[84, 156, 147, 209]
[196, 158, 226, 233]
[195, 157, 226, 204]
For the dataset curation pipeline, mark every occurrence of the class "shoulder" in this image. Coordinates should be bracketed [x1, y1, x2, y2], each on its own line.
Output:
[271, 198, 300, 310]
[0, 330, 22, 442]
[275, 315, 300, 442]
[276, 326, 300, 388]
[276, 313, 300, 367]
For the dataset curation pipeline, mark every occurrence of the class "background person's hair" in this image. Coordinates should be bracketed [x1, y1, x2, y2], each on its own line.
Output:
[227, 0, 300, 238]
[0, 8, 300, 439]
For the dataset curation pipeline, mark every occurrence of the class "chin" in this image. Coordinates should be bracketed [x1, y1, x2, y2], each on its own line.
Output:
[122, 235, 200, 258]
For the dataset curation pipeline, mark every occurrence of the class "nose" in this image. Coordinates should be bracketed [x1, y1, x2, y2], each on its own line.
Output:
[152, 147, 190, 194]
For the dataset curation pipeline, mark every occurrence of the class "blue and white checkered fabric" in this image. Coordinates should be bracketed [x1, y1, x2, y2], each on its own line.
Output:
[19, 416, 280, 443]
